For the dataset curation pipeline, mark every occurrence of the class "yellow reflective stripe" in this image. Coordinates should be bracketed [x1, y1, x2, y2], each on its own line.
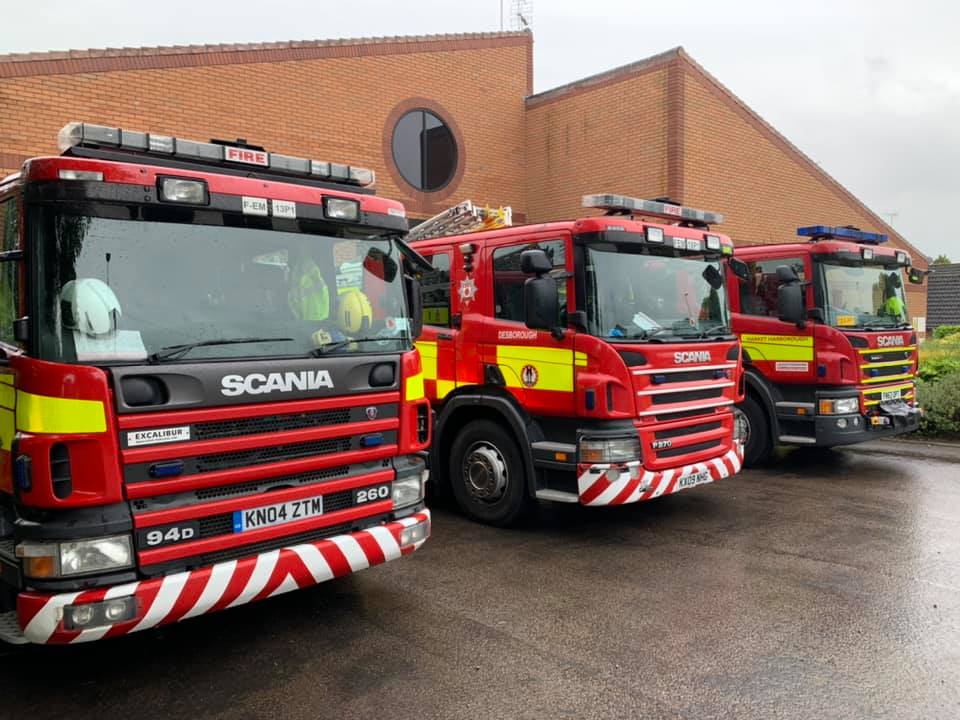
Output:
[740, 334, 814, 362]
[405, 372, 425, 402]
[0, 383, 14, 410]
[414, 341, 438, 380]
[496, 345, 573, 392]
[861, 359, 914, 370]
[862, 382, 914, 396]
[0, 375, 13, 385]
[857, 345, 916, 354]
[436, 379, 456, 398]
[862, 373, 914, 385]
[15, 391, 106, 434]
[574, 352, 588, 367]
[0, 408, 14, 451]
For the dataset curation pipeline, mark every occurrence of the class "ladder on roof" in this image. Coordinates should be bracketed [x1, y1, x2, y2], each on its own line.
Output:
[406, 200, 512, 241]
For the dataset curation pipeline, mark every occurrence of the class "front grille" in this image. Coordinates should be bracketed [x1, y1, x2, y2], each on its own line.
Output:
[655, 408, 718, 422]
[195, 488, 355, 539]
[192, 521, 357, 568]
[863, 364, 912, 379]
[196, 437, 352, 473]
[195, 465, 350, 502]
[862, 350, 912, 363]
[193, 409, 353, 441]
[652, 369, 718, 384]
[651, 387, 723, 405]
[655, 421, 722, 440]
[657, 439, 722, 459]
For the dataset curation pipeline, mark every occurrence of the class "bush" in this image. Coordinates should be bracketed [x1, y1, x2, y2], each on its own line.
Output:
[934, 325, 960, 340]
[917, 371, 960, 437]
[919, 334, 960, 383]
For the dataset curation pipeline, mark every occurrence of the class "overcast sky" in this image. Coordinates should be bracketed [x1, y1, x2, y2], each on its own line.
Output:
[3, 1, 956, 260]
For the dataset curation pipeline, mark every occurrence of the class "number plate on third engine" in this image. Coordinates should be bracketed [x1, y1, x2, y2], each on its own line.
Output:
[233, 496, 323, 532]
[676, 470, 712, 490]
[880, 389, 902, 403]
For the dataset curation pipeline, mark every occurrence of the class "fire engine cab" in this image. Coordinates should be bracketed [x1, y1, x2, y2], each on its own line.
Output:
[727, 225, 923, 466]
[409, 194, 746, 526]
[0, 122, 432, 644]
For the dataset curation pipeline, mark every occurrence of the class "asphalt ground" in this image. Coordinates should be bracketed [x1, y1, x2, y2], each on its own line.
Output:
[1, 441, 958, 719]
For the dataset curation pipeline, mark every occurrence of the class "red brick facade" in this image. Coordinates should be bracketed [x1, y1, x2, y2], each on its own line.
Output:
[0, 32, 927, 318]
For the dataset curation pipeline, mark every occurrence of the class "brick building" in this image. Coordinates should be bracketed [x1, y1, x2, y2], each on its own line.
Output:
[0, 30, 928, 320]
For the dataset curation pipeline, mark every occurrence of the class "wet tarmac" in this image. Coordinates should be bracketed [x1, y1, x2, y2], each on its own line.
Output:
[2, 443, 959, 719]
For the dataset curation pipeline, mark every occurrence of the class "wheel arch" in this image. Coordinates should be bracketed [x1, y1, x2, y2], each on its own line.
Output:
[741, 368, 780, 443]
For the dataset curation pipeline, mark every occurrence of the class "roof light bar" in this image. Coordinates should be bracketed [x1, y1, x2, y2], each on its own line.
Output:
[796, 225, 888, 244]
[57, 122, 376, 187]
[583, 193, 724, 225]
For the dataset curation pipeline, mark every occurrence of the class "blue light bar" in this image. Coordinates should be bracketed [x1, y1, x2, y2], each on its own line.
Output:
[797, 225, 888, 245]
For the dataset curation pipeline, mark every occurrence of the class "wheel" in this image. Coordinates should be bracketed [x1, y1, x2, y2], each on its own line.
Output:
[448, 419, 530, 526]
[734, 395, 772, 467]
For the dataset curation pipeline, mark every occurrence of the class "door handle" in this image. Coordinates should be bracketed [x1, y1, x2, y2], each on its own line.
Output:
[437, 333, 454, 341]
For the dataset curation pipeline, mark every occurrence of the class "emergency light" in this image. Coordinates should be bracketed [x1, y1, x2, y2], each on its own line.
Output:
[57, 122, 376, 187]
[796, 225, 888, 244]
[583, 193, 724, 226]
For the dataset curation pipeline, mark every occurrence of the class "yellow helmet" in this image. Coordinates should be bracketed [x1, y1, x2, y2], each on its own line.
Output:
[336, 289, 373, 334]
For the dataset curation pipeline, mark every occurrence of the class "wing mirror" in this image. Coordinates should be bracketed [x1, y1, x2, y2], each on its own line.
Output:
[728, 257, 750, 282]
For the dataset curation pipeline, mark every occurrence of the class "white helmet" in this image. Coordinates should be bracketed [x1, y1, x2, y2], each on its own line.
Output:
[61, 278, 122, 336]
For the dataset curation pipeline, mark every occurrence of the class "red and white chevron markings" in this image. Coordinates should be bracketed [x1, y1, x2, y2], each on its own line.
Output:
[16, 511, 430, 645]
[577, 445, 743, 506]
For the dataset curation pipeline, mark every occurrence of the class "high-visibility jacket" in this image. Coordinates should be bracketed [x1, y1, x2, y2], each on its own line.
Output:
[288, 258, 330, 321]
[883, 295, 905, 319]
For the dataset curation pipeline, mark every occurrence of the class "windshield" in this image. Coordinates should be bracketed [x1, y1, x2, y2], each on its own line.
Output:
[584, 245, 730, 341]
[34, 210, 412, 363]
[819, 262, 909, 329]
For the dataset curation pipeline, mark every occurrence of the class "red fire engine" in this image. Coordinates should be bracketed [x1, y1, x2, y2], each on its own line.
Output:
[409, 194, 746, 526]
[0, 122, 432, 644]
[727, 225, 923, 466]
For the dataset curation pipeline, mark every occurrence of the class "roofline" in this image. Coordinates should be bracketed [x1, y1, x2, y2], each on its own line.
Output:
[0, 30, 532, 79]
[674, 49, 928, 269]
[525, 47, 681, 108]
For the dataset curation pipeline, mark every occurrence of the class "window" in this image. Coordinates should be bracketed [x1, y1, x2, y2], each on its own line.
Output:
[421, 252, 451, 327]
[391, 109, 458, 191]
[0, 198, 18, 347]
[492, 240, 566, 323]
[740, 257, 805, 317]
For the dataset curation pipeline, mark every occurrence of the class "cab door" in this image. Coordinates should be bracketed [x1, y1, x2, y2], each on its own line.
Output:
[733, 254, 816, 385]
[478, 232, 577, 417]
[415, 249, 457, 402]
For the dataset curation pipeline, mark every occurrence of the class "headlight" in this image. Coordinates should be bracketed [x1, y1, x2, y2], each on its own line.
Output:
[16, 535, 134, 579]
[579, 436, 640, 464]
[392, 471, 427, 510]
[819, 398, 859, 415]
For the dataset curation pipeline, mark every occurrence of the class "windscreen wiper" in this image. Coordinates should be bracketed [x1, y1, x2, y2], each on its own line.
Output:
[859, 321, 900, 331]
[149, 337, 294, 363]
[701, 325, 734, 338]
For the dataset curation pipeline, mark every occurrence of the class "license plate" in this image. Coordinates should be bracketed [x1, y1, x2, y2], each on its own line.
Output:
[871, 416, 891, 427]
[676, 470, 712, 490]
[233, 496, 323, 532]
[880, 389, 901, 402]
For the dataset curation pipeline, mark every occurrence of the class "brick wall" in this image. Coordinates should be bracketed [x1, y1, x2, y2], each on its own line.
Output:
[0, 33, 532, 220]
[524, 56, 673, 223]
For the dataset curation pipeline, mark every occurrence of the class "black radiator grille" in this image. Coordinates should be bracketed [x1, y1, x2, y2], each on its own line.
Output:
[862, 364, 912, 379]
[196, 437, 352, 473]
[651, 387, 724, 405]
[657, 439, 722, 459]
[653, 369, 719, 384]
[193, 408, 353, 441]
[654, 421, 722, 440]
[861, 350, 912, 364]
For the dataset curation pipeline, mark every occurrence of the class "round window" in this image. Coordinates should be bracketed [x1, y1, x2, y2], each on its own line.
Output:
[391, 109, 458, 192]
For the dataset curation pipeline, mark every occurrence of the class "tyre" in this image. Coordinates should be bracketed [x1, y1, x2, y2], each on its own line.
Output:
[734, 395, 772, 467]
[448, 419, 530, 526]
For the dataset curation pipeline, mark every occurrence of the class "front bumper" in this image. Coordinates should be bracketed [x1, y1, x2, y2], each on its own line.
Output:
[576, 444, 743, 506]
[814, 404, 921, 447]
[10, 510, 430, 645]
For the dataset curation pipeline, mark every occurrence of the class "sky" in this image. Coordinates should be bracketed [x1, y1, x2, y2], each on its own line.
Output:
[2, 0, 957, 260]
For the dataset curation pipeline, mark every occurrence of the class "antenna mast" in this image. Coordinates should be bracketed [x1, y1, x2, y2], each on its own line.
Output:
[509, 0, 533, 31]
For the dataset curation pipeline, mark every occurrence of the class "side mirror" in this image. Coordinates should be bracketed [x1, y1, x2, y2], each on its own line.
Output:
[728, 257, 750, 282]
[776, 264, 799, 284]
[520, 249, 552, 276]
[908, 268, 926, 285]
[524, 275, 559, 331]
[404, 274, 423, 340]
[702, 264, 724, 290]
[778, 284, 806, 328]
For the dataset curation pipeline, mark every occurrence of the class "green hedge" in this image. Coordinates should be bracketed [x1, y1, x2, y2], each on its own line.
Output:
[934, 325, 960, 340]
[918, 371, 960, 437]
